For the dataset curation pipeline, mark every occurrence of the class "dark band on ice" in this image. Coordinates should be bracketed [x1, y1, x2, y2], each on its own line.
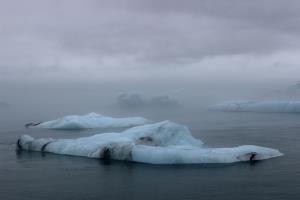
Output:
[41, 141, 53, 152]
[17, 139, 22, 150]
[250, 152, 257, 162]
[25, 122, 42, 128]
[101, 147, 111, 160]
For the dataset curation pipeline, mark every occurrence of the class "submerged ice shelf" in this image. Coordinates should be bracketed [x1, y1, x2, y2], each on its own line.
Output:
[209, 101, 300, 113]
[18, 121, 282, 164]
[27, 113, 150, 130]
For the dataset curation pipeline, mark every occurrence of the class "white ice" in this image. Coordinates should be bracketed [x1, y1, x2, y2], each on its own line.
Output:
[35, 113, 150, 130]
[18, 121, 282, 164]
[209, 101, 300, 113]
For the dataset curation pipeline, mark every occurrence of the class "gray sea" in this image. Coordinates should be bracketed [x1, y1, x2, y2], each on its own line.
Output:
[0, 110, 299, 200]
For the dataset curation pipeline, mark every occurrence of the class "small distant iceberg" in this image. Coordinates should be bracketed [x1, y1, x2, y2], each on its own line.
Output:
[289, 82, 300, 91]
[17, 121, 282, 164]
[117, 92, 180, 109]
[117, 93, 145, 108]
[26, 113, 150, 130]
[149, 95, 180, 108]
[209, 101, 300, 113]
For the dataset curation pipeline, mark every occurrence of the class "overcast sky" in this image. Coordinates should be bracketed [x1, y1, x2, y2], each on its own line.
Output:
[1, 0, 300, 83]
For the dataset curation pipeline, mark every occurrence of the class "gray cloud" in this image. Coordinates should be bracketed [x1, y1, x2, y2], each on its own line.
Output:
[0, 0, 300, 81]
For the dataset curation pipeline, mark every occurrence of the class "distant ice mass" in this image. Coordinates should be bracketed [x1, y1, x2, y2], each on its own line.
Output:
[29, 113, 150, 130]
[289, 82, 300, 90]
[116, 93, 145, 108]
[117, 93, 180, 109]
[209, 101, 300, 113]
[18, 121, 282, 164]
[286, 82, 300, 97]
[149, 95, 180, 108]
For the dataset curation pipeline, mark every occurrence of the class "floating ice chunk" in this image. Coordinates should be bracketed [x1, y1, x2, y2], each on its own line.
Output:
[132, 145, 282, 164]
[149, 95, 180, 108]
[17, 121, 282, 164]
[289, 82, 300, 91]
[209, 101, 300, 113]
[32, 113, 150, 130]
[116, 92, 180, 109]
[117, 93, 145, 108]
[122, 121, 203, 147]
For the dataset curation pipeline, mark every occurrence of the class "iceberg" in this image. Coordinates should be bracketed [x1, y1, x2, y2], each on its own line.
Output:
[17, 121, 282, 164]
[149, 95, 180, 108]
[209, 101, 300, 113]
[116, 92, 180, 109]
[289, 82, 300, 91]
[27, 113, 150, 130]
[117, 93, 145, 108]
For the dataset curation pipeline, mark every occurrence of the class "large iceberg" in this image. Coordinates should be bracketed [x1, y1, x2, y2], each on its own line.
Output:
[209, 101, 300, 113]
[17, 121, 282, 164]
[27, 113, 150, 130]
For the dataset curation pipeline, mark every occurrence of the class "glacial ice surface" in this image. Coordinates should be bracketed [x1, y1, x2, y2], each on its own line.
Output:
[18, 121, 282, 164]
[209, 101, 300, 113]
[35, 113, 150, 130]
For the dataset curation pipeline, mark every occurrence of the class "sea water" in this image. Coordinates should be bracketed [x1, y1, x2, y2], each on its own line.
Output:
[0, 110, 299, 200]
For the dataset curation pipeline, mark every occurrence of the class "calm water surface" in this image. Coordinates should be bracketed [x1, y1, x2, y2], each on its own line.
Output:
[0, 111, 299, 200]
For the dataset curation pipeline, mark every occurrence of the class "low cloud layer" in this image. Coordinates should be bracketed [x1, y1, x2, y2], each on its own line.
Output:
[0, 0, 300, 82]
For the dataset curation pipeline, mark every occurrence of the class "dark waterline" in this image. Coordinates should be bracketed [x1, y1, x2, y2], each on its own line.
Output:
[0, 111, 300, 200]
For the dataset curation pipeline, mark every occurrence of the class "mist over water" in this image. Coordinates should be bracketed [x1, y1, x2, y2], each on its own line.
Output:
[0, 83, 300, 199]
[0, 78, 299, 137]
[1, 0, 300, 199]
[1, 78, 297, 123]
[0, 77, 300, 200]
